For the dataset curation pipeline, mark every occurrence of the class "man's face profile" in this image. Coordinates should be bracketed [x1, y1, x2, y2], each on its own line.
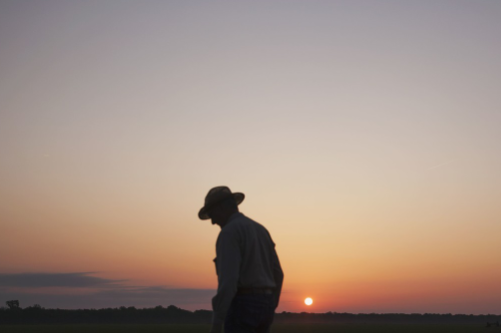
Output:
[208, 206, 223, 226]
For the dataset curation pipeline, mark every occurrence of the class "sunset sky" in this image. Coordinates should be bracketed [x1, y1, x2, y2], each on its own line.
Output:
[1, 0, 501, 314]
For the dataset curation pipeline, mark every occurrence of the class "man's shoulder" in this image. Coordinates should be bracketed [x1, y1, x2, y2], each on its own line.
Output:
[218, 213, 275, 249]
[222, 213, 267, 234]
[233, 214, 274, 241]
[230, 213, 264, 228]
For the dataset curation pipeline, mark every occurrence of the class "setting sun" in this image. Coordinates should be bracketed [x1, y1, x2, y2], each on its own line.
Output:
[304, 297, 313, 306]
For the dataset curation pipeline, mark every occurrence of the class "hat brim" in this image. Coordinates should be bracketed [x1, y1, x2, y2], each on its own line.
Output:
[198, 192, 245, 220]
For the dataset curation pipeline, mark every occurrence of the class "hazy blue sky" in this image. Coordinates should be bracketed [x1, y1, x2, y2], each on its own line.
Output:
[1, 1, 500, 313]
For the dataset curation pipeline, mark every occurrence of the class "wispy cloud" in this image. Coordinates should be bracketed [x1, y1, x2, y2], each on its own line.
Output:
[0, 272, 213, 310]
[0, 272, 123, 288]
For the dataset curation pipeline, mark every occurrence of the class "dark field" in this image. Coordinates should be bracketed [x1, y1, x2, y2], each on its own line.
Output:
[0, 323, 490, 333]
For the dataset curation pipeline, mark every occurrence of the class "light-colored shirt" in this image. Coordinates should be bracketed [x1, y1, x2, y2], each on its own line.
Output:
[211, 212, 284, 325]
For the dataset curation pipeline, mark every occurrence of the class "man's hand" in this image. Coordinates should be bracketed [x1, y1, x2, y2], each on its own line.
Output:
[209, 323, 223, 333]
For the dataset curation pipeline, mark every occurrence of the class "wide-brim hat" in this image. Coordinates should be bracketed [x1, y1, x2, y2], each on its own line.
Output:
[198, 186, 244, 220]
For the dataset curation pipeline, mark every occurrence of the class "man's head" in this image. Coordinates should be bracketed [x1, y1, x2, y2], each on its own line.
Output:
[198, 186, 244, 227]
[207, 197, 239, 227]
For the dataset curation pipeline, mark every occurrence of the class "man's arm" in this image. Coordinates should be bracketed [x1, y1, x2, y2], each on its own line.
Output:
[271, 246, 284, 309]
[211, 230, 241, 329]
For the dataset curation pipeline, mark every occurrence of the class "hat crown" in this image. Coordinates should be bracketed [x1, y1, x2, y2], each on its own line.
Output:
[205, 186, 233, 206]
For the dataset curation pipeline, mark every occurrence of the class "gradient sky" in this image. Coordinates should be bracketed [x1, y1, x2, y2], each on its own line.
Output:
[1, 0, 501, 314]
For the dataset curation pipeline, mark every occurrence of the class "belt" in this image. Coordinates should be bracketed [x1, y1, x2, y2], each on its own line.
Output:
[237, 287, 274, 295]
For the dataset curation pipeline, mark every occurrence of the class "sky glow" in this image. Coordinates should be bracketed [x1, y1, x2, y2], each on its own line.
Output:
[1, 0, 501, 314]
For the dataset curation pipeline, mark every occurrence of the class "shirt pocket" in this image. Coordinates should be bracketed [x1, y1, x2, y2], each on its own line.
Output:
[213, 257, 218, 276]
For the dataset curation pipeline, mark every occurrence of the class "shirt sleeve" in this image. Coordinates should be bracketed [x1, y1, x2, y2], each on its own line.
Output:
[212, 229, 241, 325]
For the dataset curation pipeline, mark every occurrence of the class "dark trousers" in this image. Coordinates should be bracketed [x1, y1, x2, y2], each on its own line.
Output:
[224, 293, 275, 333]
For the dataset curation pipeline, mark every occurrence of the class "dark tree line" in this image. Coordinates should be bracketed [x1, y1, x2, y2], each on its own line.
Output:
[0, 300, 212, 324]
[274, 311, 501, 324]
[1, 300, 500, 325]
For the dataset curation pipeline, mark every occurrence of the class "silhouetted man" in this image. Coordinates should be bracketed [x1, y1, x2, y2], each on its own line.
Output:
[199, 186, 284, 333]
